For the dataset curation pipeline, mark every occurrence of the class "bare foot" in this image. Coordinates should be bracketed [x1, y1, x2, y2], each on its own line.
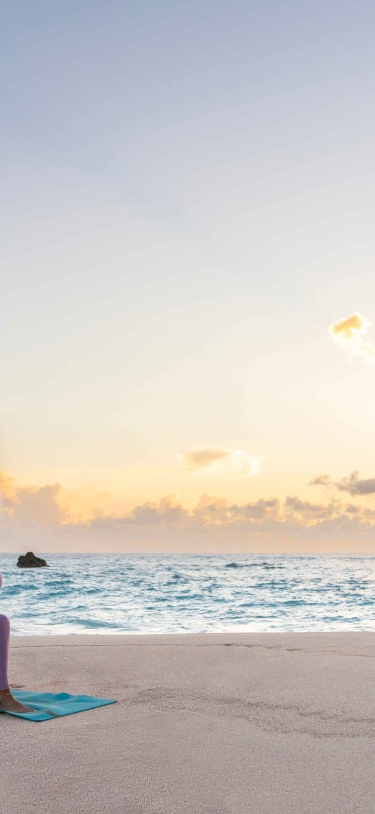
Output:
[0, 690, 34, 714]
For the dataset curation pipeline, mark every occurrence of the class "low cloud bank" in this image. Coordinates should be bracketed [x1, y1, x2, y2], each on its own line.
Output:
[1, 471, 375, 552]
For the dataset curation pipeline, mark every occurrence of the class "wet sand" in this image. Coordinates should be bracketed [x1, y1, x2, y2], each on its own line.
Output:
[1, 632, 375, 813]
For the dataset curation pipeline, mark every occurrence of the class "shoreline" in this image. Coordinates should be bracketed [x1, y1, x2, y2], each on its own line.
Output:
[9, 625, 375, 637]
[2, 632, 375, 813]
[9, 628, 375, 639]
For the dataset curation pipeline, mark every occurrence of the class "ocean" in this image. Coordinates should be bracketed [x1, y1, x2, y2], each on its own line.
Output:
[1, 553, 375, 635]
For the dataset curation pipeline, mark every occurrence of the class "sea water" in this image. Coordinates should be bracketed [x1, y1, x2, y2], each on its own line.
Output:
[0, 554, 374, 635]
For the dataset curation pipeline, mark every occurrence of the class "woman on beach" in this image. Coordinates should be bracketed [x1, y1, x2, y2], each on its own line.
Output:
[0, 572, 33, 713]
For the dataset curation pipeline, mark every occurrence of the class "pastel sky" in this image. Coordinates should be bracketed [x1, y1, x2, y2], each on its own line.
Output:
[2, 1, 375, 552]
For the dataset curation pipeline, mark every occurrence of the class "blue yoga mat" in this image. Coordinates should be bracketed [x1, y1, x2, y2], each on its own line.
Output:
[0, 690, 117, 721]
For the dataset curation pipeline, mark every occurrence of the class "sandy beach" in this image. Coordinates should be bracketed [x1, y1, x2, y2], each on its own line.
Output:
[1, 632, 374, 813]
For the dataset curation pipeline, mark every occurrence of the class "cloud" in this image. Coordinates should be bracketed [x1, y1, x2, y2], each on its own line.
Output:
[180, 447, 260, 477]
[284, 497, 341, 525]
[2, 469, 375, 552]
[309, 474, 331, 487]
[130, 494, 188, 525]
[329, 312, 375, 362]
[334, 471, 375, 496]
[14, 484, 66, 526]
[311, 470, 375, 498]
[191, 495, 280, 524]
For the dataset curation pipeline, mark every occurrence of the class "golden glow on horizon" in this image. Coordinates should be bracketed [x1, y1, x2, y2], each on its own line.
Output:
[1, 467, 375, 553]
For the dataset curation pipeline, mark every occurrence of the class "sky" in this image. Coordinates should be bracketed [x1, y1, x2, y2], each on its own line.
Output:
[2, 1, 375, 552]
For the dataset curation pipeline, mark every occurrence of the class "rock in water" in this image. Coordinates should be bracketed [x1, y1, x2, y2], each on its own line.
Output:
[17, 552, 49, 568]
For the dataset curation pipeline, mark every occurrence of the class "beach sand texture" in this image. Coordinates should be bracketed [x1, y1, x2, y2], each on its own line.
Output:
[1, 632, 375, 814]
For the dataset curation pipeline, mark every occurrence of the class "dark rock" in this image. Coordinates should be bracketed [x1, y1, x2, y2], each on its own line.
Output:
[17, 551, 49, 568]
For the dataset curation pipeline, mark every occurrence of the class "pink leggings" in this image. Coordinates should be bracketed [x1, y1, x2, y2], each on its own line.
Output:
[0, 614, 10, 690]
